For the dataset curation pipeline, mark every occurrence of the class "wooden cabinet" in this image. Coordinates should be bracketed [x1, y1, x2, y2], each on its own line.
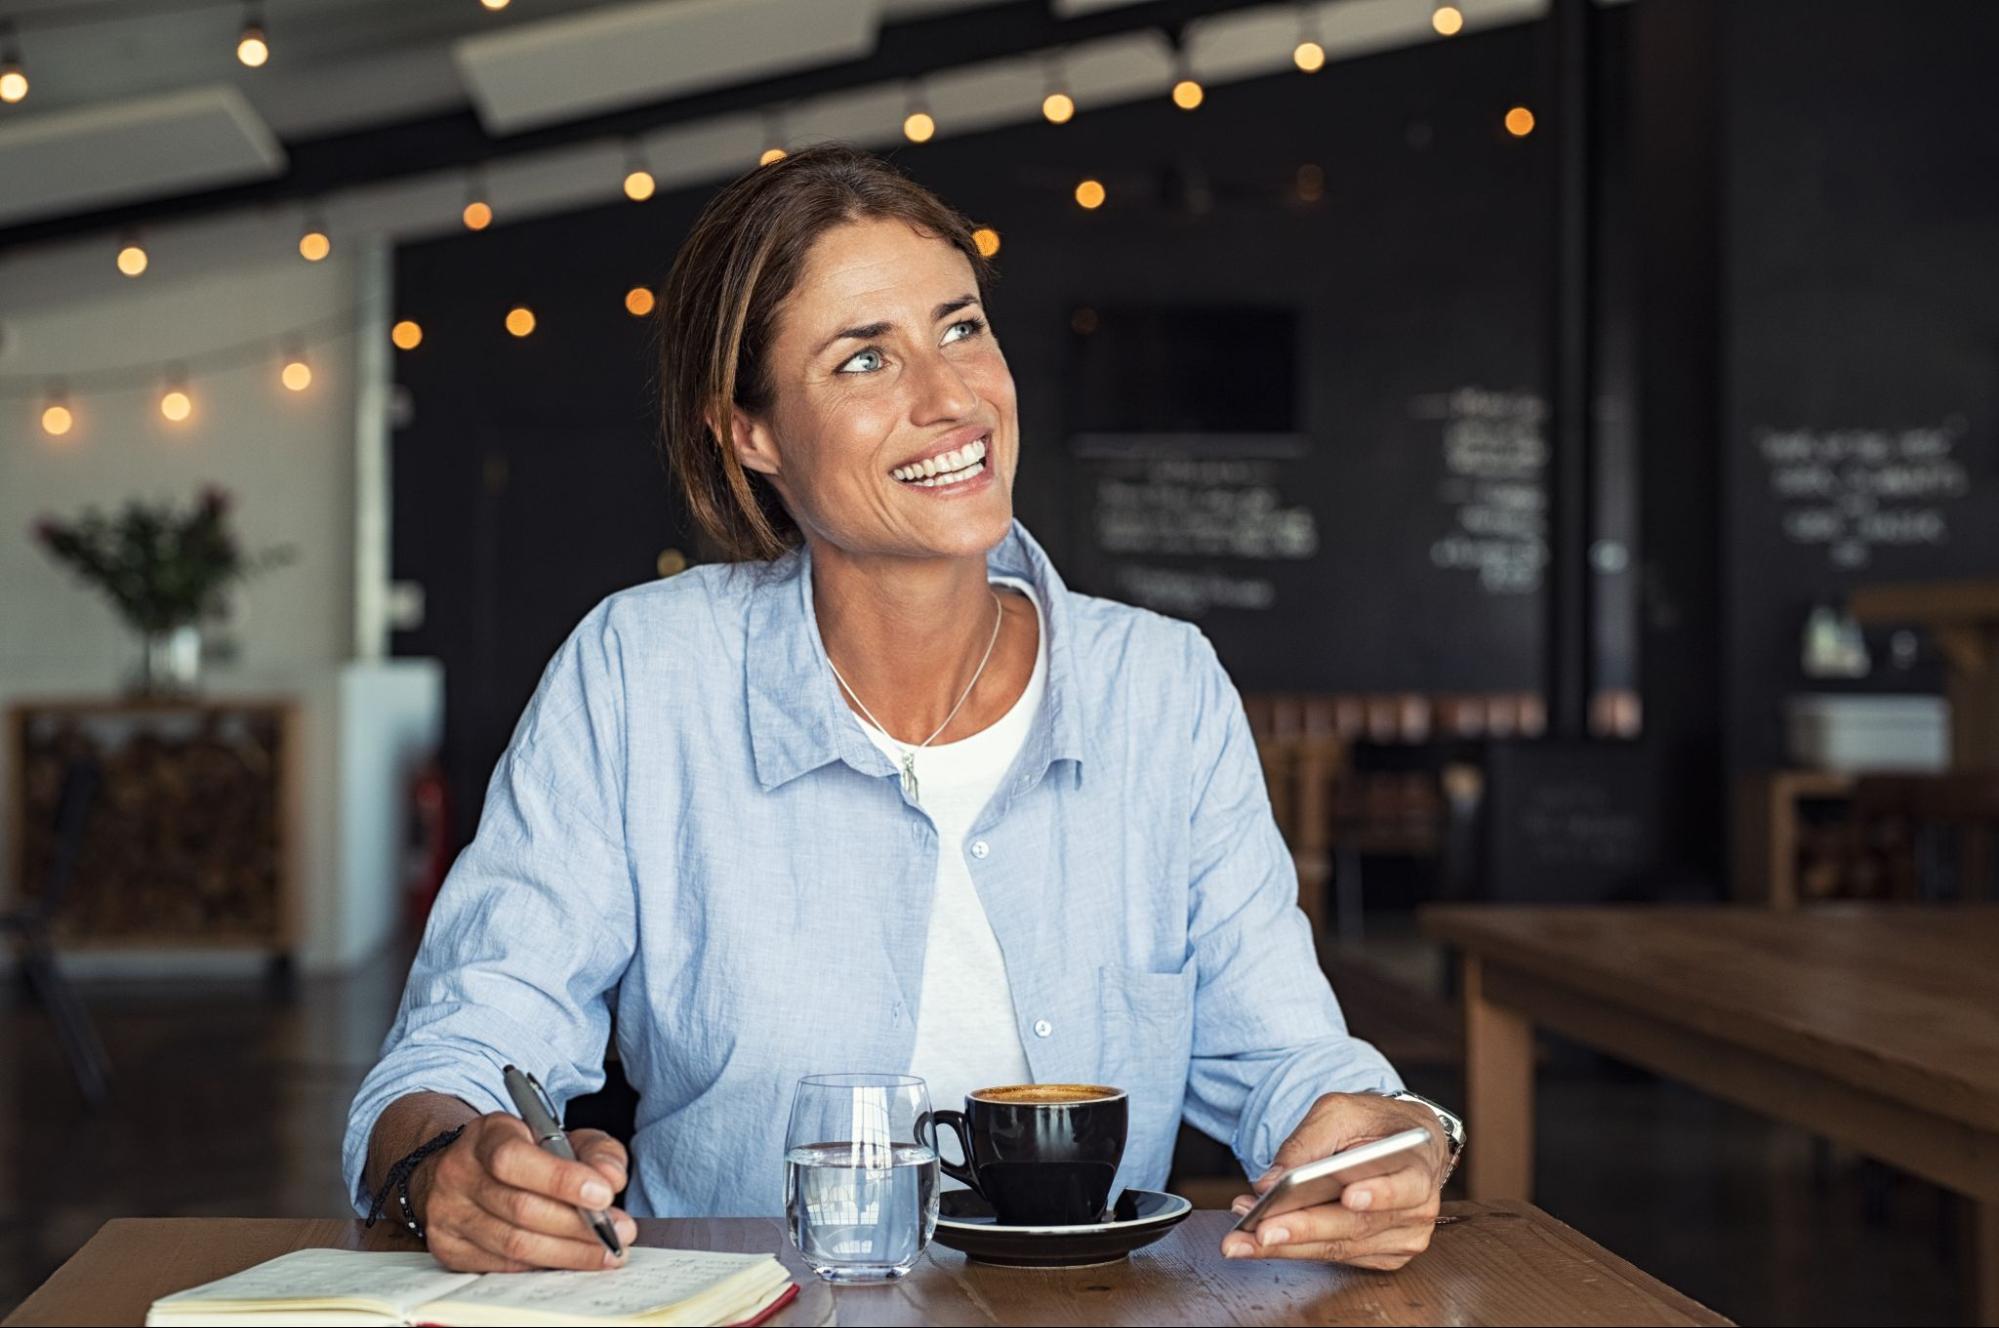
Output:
[7, 698, 300, 956]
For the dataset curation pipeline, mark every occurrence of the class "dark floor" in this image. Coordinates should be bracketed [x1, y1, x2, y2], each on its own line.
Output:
[0, 934, 1967, 1325]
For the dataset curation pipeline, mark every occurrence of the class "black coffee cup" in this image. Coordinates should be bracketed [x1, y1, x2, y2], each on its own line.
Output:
[926, 1083, 1128, 1227]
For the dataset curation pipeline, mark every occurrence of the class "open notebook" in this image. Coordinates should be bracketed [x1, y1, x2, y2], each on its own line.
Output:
[144, 1247, 798, 1327]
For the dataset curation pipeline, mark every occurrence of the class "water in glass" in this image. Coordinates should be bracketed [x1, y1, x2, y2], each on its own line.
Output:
[784, 1073, 939, 1282]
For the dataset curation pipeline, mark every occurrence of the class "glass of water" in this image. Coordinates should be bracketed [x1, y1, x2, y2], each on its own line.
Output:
[784, 1073, 940, 1283]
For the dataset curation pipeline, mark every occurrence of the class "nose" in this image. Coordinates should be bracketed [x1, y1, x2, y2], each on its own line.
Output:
[909, 340, 981, 425]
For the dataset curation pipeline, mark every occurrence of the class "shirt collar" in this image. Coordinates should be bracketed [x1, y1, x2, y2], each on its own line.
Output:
[746, 519, 1092, 792]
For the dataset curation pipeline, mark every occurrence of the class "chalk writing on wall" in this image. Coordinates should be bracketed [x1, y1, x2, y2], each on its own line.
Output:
[1757, 418, 1972, 568]
[1415, 387, 1549, 595]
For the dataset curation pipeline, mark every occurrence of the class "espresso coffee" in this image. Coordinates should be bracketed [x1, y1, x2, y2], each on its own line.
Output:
[928, 1084, 1128, 1227]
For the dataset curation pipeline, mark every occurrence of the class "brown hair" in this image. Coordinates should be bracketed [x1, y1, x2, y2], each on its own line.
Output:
[654, 142, 997, 563]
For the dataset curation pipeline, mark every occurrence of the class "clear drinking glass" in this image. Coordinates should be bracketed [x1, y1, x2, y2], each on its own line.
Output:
[784, 1073, 940, 1283]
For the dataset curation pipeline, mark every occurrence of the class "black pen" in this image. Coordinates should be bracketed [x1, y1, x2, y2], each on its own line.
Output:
[502, 1064, 624, 1257]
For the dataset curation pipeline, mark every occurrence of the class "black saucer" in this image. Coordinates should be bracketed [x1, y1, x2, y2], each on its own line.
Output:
[932, 1188, 1194, 1268]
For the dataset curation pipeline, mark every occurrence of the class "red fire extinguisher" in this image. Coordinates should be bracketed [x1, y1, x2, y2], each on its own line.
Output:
[406, 758, 452, 931]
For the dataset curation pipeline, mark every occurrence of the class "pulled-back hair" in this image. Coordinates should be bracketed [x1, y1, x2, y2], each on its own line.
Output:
[654, 142, 996, 562]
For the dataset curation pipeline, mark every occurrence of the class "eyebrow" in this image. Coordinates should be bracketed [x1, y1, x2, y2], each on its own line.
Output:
[814, 294, 981, 358]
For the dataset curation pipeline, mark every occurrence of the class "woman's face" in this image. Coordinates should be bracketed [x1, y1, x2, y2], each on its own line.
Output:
[731, 216, 1018, 563]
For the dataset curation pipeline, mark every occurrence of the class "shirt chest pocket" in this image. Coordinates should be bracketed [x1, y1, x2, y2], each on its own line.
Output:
[1096, 958, 1197, 1187]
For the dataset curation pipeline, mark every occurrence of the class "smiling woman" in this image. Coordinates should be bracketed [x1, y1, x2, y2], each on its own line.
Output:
[346, 141, 1454, 1282]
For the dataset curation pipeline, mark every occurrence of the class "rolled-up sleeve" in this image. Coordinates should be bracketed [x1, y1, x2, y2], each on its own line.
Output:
[1176, 626, 1403, 1179]
[341, 604, 637, 1215]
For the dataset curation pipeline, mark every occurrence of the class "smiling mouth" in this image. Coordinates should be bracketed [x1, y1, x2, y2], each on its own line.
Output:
[892, 436, 989, 487]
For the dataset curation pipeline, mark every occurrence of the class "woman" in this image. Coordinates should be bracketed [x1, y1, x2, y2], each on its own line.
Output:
[345, 142, 1462, 1275]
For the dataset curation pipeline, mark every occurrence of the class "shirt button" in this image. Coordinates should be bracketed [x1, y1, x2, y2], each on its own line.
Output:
[1033, 1019, 1053, 1038]
[970, 840, 990, 859]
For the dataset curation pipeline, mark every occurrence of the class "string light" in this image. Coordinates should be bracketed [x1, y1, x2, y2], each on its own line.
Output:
[1433, 4, 1465, 37]
[391, 320, 424, 350]
[236, 2, 269, 68]
[622, 142, 655, 202]
[972, 227, 1000, 258]
[40, 383, 73, 438]
[505, 306, 536, 338]
[1041, 51, 1074, 124]
[280, 342, 311, 392]
[902, 81, 935, 143]
[481, 0, 510, 9]
[159, 366, 193, 424]
[1505, 105, 1536, 137]
[1168, 32, 1203, 111]
[625, 286, 655, 317]
[299, 210, 331, 262]
[116, 233, 148, 277]
[0, 22, 27, 104]
[463, 167, 493, 231]
[757, 107, 788, 166]
[1293, 5, 1325, 73]
[1074, 178, 1105, 210]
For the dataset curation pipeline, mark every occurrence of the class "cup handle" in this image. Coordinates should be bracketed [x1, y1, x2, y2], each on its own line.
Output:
[921, 1109, 980, 1193]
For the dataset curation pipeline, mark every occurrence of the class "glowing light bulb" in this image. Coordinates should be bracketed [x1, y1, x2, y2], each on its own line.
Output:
[237, 26, 269, 67]
[1433, 5, 1465, 36]
[623, 168, 655, 202]
[299, 228, 330, 261]
[42, 403, 72, 437]
[392, 320, 424, 350]
[282, 358, 311, 391]
[903, 110, 934, 143]
[1074, 178, 1105, 210]
[625, 287, 655, 317]
[481, 0, 510, 9]
[972, 227, 1000, 258]
[161, 389, 193, 423]
[1505, 105, 1536, 137]
[1294, 40, 1325, 73]
[759, 146, 787, 166]
[1172, 79, 1204, 111]
[505, 306, 536, 338]
[0, 65, 25, 104]
[462, 199, 493, 231]
[117, 243, 148, 276]
[1042, 91, 1074, 124]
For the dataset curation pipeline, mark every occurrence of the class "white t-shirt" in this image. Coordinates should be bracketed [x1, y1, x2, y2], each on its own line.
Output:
[851, 576, 1045, 1131]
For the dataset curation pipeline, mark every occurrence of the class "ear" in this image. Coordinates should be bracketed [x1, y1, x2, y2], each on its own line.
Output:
[708, 402, 782, 480]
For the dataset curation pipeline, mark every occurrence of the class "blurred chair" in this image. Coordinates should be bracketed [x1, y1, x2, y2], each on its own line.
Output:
[1, 754, 112, 1104]
[1847, 771, 1999, 901]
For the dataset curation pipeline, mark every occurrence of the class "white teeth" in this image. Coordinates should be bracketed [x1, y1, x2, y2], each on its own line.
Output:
[892, 436, 988, 483]
[912, 460, 985, 488]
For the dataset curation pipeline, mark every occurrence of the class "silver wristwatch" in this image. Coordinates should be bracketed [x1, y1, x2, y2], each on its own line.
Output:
[1370, 1088, 1465, 1189]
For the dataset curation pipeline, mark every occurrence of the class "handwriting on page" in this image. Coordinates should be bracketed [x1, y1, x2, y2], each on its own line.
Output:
[434, 1249, 772, 1314]
[152, 1249, 476, 1310]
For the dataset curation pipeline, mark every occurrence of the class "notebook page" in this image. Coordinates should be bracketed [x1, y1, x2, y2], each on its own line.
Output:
[418, 1249, 778, 1320]
[149, 1249, 478, 1314]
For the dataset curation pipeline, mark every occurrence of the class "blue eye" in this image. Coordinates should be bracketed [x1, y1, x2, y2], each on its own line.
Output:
[838, 317, 986, 375]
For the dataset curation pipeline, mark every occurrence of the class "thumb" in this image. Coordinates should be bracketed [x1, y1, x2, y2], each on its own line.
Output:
[570, 1129, 629, 1191]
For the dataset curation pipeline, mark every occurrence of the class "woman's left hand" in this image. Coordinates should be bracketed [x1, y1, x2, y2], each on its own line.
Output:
[1219, 1093, 1447, 1270]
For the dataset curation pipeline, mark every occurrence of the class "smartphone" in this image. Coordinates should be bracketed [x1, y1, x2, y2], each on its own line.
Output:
[1229, 1126, 1434, 1233]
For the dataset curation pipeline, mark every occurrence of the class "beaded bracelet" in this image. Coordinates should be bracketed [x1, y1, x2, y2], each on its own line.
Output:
[365, 1124, 467, 1243]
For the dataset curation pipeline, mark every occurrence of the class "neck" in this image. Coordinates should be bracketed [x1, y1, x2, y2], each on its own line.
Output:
[811, 539, 1002, 745]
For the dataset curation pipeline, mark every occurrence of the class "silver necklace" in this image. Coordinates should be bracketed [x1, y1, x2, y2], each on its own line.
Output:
[826, 589, 1004, 806]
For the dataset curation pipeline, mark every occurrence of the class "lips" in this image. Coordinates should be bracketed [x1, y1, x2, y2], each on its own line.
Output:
[892, 435, 989, 486]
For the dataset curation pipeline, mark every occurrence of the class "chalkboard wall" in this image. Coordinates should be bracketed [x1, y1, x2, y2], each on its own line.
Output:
[1722, 2, 1999, 768]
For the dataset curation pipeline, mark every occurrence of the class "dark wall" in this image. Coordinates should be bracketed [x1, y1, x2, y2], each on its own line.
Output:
[1721, 1, 1999, 771]
[391, 25, 1551, 840]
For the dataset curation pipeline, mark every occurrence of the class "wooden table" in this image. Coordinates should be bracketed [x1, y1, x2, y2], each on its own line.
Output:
[3, 1205, 1726, 1326]
[1422, 904, 1999, 1325]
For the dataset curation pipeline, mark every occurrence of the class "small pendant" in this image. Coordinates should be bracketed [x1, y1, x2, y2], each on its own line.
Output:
[900, 752, 920, 804]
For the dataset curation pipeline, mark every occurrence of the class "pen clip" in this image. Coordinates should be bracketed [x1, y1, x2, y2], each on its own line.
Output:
[523, 1069, 563, 1133]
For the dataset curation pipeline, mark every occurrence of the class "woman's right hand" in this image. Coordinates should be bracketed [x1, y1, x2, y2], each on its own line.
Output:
[410, 1112, 639, 1271]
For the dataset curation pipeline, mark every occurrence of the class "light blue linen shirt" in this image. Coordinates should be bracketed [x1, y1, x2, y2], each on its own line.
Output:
[343, 519, 1403, 1218]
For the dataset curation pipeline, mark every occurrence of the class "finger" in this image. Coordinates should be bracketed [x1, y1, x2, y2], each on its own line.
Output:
[484, 1132, 618, 1210]
[454, 1201, 626, 1271]
[473, 1178, 622, 1247]
[1250, 1201, 1396, 1252]
[1229, 1194, 1256, 1217]
[570, 1130, 630, 1191]
[1253, 1216, 1436, 1265]
[1340, 1162, 1437, 1215]
[610, 1207, 639, 1248]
